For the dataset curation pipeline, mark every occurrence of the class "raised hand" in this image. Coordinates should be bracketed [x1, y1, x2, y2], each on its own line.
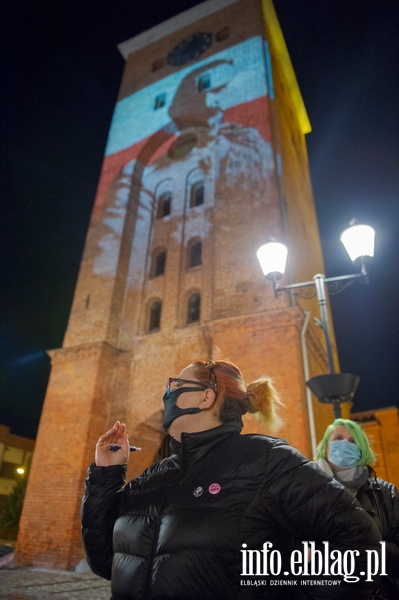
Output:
[95, 421, 129, 466]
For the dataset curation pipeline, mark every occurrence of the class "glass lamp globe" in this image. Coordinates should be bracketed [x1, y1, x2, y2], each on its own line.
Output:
[340, 224, 375, 262]
[256, 242, 288, 278]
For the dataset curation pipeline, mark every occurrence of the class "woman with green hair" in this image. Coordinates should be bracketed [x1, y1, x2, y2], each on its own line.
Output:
[315, 418, 399, 599]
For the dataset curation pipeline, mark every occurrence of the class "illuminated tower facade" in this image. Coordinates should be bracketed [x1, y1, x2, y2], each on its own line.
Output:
[16, 0, 339, 569]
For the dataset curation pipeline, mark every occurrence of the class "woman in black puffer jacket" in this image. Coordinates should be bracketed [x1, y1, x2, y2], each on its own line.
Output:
[82, 359, 381, 600]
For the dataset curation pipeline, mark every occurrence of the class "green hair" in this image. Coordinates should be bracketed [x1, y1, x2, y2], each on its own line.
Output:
[314, 418, 375, 466]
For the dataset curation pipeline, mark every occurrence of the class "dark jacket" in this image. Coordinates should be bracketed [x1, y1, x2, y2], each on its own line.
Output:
[82, 423, 381, 599]
[356, 476, 399, 599]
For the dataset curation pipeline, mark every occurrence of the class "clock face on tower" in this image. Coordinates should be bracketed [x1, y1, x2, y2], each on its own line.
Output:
[167, 32, 212, 66]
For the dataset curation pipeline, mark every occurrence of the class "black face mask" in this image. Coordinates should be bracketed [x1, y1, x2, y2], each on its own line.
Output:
[162, 387, 202, 432]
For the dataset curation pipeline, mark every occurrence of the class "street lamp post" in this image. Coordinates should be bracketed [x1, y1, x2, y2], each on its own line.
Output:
[256, 222, 375, 418]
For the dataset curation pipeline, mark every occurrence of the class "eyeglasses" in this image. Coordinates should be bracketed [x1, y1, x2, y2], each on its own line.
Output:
[165, 367, 218, 398]
[165, 378, 207, 398]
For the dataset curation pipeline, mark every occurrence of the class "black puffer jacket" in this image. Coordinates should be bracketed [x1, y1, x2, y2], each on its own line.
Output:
[357, 477, 399, 578]
[339, 470, 399, 599]
[82, 423, 381, 599]
[316, 458, 399, 598]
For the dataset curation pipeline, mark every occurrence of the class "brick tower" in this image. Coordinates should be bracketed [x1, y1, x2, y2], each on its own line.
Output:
[16, 0, 341, 569]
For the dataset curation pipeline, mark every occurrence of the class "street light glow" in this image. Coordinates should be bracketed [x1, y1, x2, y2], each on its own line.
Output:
[256, 242, 288, 278]
[340, 224, 375, 262]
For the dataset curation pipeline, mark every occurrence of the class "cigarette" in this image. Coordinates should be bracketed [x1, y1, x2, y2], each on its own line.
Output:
[108, 445, 142, 452]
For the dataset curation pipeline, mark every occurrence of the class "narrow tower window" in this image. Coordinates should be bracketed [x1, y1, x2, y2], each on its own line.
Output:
[157, 191, 172, 218]
[187, 293, 200, 324]
[149, 300, 162, 331]
[188, 240, 202, 268]
[151, 250, 166, 277]
[190, 182, 204, 208]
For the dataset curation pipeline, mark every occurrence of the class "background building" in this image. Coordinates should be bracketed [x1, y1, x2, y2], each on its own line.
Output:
[16, 0, 348, 569]
[0, 426, 34, 515]
[0, 426, 34, 544]
[352, 406, 399, 488]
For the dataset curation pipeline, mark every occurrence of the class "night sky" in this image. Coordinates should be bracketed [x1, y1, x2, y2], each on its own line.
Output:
[1, 0, 399, 440]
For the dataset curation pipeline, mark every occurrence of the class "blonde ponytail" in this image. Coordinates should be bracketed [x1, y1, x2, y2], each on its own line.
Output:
[246, 377, 284, 432]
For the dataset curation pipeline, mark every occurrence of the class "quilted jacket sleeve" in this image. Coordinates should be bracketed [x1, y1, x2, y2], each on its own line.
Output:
[81, 463, 127, 580]
[261, 439, 381, 599]
[379, 479, 399, 578]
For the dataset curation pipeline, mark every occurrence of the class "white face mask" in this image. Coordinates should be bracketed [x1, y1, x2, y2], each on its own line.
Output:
[328, 439, 361, 468]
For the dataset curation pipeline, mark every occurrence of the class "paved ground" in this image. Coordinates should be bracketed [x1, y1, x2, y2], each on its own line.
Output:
[0, 550, 111, 599]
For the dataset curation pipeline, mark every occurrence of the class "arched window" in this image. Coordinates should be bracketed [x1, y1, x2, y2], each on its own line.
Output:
[190, 182, 204, 208]
[188, 239, 202, 268]
[151, 249, 166, 278]
[148, 300, 162, 331]
[187, 293, 200, 324]
[157, 191, 172, 218]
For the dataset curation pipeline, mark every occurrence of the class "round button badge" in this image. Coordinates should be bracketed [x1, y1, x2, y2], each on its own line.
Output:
[208, 483, 221, 495]
[193, 486, 204, 497]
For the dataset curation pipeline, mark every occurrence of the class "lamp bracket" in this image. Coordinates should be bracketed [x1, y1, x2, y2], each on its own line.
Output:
[274, 271, 367, 298]
[325, 272, 367, 295]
